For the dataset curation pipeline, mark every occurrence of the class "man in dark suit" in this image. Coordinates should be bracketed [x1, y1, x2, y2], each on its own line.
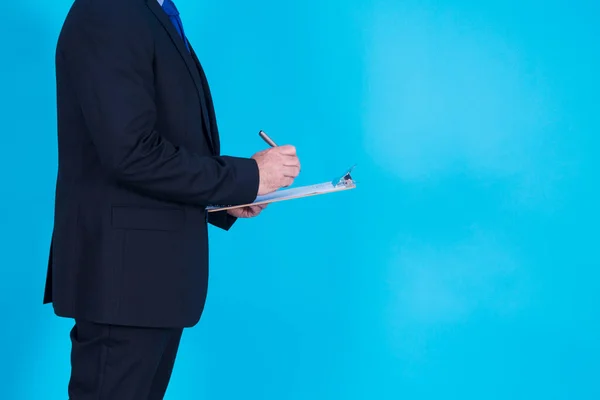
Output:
[43, 0, 301, 398]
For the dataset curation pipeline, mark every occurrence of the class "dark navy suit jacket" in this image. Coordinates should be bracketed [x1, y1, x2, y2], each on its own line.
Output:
[43, 0, 260, 328]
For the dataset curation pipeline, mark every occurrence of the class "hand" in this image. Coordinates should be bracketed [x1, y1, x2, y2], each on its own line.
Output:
[227, 204, 268, 219]
[252, 145, 300, 196]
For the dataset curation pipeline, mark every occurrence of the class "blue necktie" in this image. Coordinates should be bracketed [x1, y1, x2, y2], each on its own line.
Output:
[162, 0, 190, 52]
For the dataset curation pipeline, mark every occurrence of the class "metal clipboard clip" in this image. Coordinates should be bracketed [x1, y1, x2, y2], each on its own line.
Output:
[331, 165, 357, 188]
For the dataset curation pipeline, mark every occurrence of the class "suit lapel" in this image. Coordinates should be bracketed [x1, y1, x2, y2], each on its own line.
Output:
[146, 0, 215, 154]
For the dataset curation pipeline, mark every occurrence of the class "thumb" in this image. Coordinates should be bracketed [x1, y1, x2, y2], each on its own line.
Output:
[276, 145, 297, 156]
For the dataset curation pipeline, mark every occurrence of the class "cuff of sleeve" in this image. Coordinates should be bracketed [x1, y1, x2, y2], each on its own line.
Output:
[228, 156, 260, 205]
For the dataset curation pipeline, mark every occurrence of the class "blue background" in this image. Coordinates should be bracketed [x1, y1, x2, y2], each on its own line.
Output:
[1, 0, 599, 398]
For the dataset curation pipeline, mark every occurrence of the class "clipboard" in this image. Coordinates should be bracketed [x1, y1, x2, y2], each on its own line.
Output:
[206, 165, 357, 212]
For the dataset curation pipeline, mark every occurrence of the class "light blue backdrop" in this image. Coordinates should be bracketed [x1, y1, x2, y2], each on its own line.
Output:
[1, 0, 599, 398]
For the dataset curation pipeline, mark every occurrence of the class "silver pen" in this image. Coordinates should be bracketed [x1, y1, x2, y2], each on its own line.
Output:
[259, 130, 278, 147]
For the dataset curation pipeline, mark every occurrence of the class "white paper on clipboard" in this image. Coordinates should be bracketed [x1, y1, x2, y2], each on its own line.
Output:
[206, 166, 356, 213]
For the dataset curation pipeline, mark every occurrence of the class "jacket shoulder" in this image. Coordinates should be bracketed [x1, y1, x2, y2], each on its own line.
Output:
[57, 0, 154, 51]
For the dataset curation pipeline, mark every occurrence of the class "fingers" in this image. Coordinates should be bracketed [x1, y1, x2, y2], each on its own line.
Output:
[254, 143, 301, 195]
[247, 204, 267, 217]
[282, 154, 300, 166]
[277, 148, 300, 178]
[249, 205, 263, 214]
[282, 165, 300, 178]
[282, 176, 294, 187]
[276, 145, 297, 156]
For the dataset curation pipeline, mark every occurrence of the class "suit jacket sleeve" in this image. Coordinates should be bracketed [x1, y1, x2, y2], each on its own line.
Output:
[207, 211, 237, 231]
[59, 1, 259, 207]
